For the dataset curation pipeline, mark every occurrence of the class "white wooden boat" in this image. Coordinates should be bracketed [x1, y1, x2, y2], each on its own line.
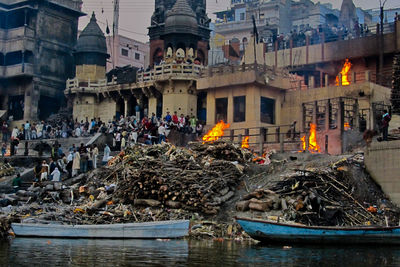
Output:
[11, 220, 190, 239]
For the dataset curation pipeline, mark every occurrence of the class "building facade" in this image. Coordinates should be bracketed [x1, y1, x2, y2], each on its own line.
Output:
[106, 34, 149, 72]
[0, 0, 83, 122]
[66, 1, 399, 155]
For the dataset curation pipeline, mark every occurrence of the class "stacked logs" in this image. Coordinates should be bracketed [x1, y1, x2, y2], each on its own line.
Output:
[238, 167, 400, 227]
[86, 141, 253, 215]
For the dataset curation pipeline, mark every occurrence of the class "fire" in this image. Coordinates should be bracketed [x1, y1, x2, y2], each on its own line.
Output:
[299, 136, 306, 152]
[344, 122, 351, 131]
[336, 59, 352, 86]
[309, 123, 320, 153]
[202, 121, 230, 143]
[241, 136, 249, 149]
[299, 123, 320, 153]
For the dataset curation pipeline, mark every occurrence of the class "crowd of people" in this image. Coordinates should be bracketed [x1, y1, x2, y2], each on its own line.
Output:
[29, 142, 101, 182]
[271, 21, 373, 51]
[107, 111, 204, 149]
[23, 110, 204, 182]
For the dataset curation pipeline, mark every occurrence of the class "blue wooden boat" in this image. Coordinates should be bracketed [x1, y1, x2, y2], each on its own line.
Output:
[11, 220, 189, 239]
[236, 217, 400, 245]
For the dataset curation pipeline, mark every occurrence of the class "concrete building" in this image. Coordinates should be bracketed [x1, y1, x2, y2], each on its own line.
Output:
[66, 1, 399, 156]
[0, 0, 83, 122]
[106, 34, 149, 72]
[366, 7, 400, 24]
[66, 0, 210, 121]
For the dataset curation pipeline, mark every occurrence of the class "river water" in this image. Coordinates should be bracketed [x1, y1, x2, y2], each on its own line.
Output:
[0, 238, 399, 266]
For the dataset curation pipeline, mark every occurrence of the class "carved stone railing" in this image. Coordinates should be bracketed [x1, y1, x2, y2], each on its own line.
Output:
[136, 63, 203, 82]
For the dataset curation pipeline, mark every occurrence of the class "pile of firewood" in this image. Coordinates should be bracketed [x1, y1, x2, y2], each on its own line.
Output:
[237, 163, 400, 226]
[83, 141, 253, 216]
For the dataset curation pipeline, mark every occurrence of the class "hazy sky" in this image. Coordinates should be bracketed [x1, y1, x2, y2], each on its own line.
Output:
[79, 0, 400, 43]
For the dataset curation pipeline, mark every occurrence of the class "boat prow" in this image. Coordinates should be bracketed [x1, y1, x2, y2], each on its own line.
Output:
[236, 217, 400, 245]
[11, 220, 190, 239]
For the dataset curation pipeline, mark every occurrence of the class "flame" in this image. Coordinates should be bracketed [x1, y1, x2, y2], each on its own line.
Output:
[309, 123, 320, 153]
[336, 59, 352, 86]
[299, 124, 320, 153]
[241, 136, 249, 149]
[299, 136, 306, 152]
[202, 121, 230, 143]
[344, 122, 351, 131]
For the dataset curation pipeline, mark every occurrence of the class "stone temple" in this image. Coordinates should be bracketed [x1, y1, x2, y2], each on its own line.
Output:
[66, 0, 399, 156]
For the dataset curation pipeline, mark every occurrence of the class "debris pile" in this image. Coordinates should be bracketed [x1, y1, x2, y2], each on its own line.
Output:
[0, 162, 15, 179]
[237, 154, 400, 226]
[1, 141, 254, 226]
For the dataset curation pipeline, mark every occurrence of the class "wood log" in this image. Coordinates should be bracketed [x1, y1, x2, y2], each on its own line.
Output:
[236, 200, 250, 212]
[134, 199, 161, 207]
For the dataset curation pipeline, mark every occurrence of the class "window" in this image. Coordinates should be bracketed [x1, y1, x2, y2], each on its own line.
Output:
[215, 98, 228, 123]
[121, 48, 129, 57]
[240, 13, 245, 21]
[260, 97, 275, 124]
[234, 96, 246, 122]
[135, 53, 140, 60]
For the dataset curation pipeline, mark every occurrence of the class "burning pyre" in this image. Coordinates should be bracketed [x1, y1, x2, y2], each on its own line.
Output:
[241, 136, 249, 149]
[202, 121, 230, 143]
[300, 123, 321, 153]
[336, 59, 352, 86]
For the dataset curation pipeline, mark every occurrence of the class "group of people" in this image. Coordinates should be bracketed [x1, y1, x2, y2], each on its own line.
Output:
[272, 21, 373, 51]
[107, 111, 204, 150]
[32, 143, 101, 181]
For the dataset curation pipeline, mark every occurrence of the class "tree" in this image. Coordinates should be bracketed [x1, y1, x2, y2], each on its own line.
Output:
[392, 54, 400, 114]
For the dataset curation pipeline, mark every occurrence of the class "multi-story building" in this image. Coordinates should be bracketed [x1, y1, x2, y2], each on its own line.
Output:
[106, 34, 150, 72]
[213, 0, 374, 57]
[0, 0, 83, 122]
[366, 7, 400, 24]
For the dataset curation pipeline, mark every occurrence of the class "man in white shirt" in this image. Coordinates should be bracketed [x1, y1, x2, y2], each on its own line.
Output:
[158, 123, 167, 144]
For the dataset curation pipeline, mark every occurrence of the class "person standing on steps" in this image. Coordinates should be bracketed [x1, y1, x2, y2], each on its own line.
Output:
[382, 110, 391, 141]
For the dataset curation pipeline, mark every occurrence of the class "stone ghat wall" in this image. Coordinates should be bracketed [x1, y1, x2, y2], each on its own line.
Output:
[365, 140, 400, 206]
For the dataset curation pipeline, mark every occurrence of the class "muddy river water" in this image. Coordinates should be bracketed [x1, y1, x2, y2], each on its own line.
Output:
[1, 238, 399, 266]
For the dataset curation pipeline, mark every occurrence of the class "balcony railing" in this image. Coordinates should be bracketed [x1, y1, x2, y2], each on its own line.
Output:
[0, 26, 35, 40]
[66, 76, 117, 93]
[0, 64, 34, 77]
[136, 63, 203, 82]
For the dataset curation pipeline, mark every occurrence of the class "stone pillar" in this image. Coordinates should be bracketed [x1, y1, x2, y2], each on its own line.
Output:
[351, 71, 356, 84]
[325, 74, 329, 87]
[365, 70, 371, 82]
[227, 88, 234, 124]
[325, 100, 330, 131]
[148, 97, 157, 117]
[124, 98, 128, 118]
[309, 76, 315, 89]
[23, 81, 39, 121]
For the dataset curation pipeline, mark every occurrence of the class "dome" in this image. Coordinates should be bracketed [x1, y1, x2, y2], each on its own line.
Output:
[164, 0, 198, 35]
[76, 12, 107, 55]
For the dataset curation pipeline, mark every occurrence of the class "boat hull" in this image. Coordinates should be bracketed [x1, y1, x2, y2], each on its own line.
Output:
[11, 220, 189, 239]
[236, 217, 400, 245]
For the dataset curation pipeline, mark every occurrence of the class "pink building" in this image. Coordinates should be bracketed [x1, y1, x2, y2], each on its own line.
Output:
[106, 34, 150, 72]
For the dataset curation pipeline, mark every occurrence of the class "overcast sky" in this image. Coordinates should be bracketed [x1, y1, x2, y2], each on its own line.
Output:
[79, 0, 400, 43]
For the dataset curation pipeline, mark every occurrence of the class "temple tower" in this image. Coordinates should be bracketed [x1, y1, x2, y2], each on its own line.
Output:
[74, 12, 109, 81]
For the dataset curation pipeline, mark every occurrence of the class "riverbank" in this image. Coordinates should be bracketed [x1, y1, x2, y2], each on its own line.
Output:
[1, 141, 399, 241]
